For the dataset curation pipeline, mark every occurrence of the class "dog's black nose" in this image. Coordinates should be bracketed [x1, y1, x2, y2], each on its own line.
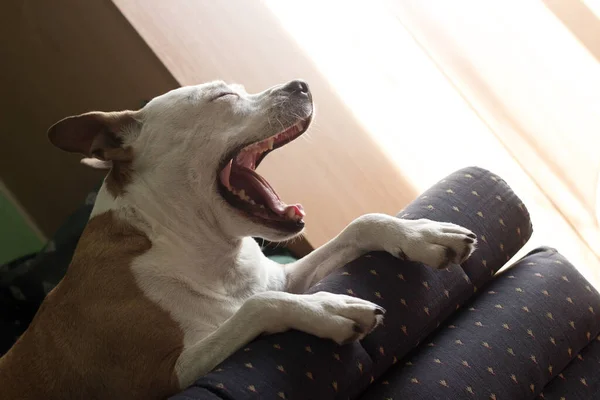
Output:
[282, 80, 310, 95]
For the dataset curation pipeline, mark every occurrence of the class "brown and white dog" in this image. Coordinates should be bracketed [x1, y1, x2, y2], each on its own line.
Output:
[0, 80, 476, 399]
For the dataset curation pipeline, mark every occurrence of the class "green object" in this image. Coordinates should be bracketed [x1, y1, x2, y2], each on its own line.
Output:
[263, 246, 298, 264]
[0, 191, 44, 265]
[267, 254, 297, 264]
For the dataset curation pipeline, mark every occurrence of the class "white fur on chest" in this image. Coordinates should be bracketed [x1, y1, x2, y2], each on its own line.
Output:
[131, 235, 285, 346]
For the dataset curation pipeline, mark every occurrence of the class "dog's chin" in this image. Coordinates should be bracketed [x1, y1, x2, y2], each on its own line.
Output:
[250, 223, 305, 243]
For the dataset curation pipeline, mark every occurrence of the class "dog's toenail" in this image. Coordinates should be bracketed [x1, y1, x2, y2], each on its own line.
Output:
[353, 323, 364, 334]
[374, 308, 385, 315]
[464, 237, 475, 244]
[467, 233, 477, 239]
[398, 250, 407, 260]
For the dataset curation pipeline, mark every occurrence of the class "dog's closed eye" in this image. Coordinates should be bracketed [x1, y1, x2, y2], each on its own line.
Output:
[212, 92, 239, 101]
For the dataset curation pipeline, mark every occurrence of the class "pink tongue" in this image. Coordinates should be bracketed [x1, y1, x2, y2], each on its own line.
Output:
[227, 164, 304, 217]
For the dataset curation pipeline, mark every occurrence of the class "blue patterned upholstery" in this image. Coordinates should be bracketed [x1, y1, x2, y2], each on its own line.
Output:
[361, 247, 600, 400]
[538, 333, 600, 399]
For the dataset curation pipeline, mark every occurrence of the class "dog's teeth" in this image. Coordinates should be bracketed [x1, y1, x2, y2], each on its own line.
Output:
[235, 189, 255, 203]
[268, 138, 274, 150]
[259, 205, 265, 209]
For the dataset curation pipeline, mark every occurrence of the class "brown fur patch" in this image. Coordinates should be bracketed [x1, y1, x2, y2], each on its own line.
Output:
[0, 211, 184, 399]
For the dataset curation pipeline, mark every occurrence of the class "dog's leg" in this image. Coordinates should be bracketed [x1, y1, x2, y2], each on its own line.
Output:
[175, 290, 384, 387]
[285, 214, 476, 293]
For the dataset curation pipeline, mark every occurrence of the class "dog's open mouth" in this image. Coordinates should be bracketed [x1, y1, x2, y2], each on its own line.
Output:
[218, 116, 311, 229]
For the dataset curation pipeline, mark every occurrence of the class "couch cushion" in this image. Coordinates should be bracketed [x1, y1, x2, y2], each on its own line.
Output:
[360, 247, 600, 400]
[537, 334, 600, 399]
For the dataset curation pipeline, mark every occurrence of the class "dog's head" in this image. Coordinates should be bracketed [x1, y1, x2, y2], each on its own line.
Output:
[48, 80, 313, 241]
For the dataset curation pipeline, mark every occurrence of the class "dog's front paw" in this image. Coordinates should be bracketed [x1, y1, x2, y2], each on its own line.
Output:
[399, 219, 476, 269]
[296, 292, 385, 345]
[350, 214, 476, 269]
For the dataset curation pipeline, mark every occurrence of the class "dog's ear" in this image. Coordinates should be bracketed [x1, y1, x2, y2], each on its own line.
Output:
[48, 111, 139, 166]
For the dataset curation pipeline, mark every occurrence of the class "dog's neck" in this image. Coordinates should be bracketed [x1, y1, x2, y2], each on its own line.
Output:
[90, 178, 264, 282]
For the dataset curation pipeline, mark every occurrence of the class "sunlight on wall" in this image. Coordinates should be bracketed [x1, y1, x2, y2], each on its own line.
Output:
[264, 0, 600, 288]
[265, 0, 492, 190]
[583, 0, 600, 18]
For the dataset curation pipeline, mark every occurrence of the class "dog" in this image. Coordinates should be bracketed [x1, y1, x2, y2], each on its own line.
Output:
[0, 80, 476, 399]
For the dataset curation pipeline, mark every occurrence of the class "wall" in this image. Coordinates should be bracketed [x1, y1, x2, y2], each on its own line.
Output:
[0, 0, 178, 237]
